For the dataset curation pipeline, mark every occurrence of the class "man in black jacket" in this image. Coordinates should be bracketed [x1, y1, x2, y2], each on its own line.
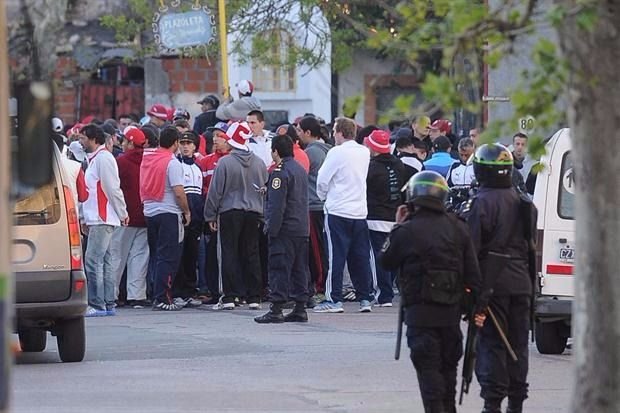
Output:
[460, 143, 537, 413]
[254, 135, 310, 324]
[193, 95, 221, 135]
[380, 171, 484, 413]
[364, 130, 406, 306]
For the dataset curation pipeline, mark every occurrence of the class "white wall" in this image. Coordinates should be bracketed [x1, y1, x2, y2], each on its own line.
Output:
[227, 2, 332, 123]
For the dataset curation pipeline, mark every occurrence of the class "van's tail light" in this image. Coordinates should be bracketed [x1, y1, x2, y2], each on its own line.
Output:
[536, 229, 544, 274]
[63, 186, 83, 270]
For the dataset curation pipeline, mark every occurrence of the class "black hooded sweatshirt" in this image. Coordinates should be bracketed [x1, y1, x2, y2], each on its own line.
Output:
[366, 153, 406, 223]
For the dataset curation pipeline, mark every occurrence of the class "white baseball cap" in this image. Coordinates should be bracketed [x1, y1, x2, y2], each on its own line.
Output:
[236, 80, 254, 96]
[52, 117, 63, 132]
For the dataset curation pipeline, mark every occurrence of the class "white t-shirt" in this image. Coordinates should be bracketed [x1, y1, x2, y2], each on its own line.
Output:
[143, 159, 184, 217]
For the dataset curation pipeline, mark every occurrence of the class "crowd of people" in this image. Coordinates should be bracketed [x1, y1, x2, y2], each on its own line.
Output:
[49, 78, 535, 316]
[48, 78, 539, 412]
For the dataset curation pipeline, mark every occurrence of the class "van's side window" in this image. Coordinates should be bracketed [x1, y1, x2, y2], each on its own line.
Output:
[558, 151, 575, 220]
[13, 182, 61, 226]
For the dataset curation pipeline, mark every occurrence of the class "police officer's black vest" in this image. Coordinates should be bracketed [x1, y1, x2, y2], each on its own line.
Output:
[399, 214, 465, 307]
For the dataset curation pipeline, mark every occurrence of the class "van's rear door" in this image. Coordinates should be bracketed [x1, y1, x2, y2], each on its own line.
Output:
[12, 160, 72, 303]
[540, 130, 575, 297]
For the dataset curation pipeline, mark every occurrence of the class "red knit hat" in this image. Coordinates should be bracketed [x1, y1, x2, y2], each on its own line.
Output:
[364, 130, 391, 154]
[224, 121, 251, 150]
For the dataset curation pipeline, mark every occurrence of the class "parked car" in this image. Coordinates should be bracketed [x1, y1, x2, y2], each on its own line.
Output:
[532, 128, 574, 354]
[12, 146, 87, 362]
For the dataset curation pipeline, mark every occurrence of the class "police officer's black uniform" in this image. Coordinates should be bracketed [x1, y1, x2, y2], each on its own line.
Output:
[379, 171, 482, 413]
[460, 143, 537, 413]
[254, 155, 310, 323]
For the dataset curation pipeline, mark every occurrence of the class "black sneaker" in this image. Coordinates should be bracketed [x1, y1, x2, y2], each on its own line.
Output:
[254, 311, 285, 324]
[343, 290, 357, 301]
[152, 300, 183, 311]
[284, 310, 308, 323]
[202, 296, 221, 305]
[127, 299, 151, 309]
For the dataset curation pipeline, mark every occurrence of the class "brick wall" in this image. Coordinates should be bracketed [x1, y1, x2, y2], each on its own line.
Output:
[53, 57, 79, 123]
[50, 56, 220, 124]
[162, 57, 219, 95]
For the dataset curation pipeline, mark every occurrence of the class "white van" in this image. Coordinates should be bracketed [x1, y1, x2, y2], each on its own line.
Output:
[532, 128, 574, 354]
[13, 146, 87, 362]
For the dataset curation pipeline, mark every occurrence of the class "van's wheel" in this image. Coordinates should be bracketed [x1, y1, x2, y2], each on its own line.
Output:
[56, 317, 85, 362]
[535, 321, 567, 354]
[18, 329, 47, 352]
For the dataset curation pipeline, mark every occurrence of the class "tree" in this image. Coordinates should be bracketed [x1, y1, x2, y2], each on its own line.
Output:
[8, 0, 69, 81]
[555, 1, 620, 411]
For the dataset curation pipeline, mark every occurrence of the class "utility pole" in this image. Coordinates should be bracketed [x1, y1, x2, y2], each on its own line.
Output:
[217, 0, 229, 99]
[0, 1, 13, 410]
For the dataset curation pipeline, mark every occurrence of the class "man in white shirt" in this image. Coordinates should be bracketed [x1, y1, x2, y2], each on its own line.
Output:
[246, 110, 273, 168]
[313, 117, 374, 314]
[79, 124, 129, 317]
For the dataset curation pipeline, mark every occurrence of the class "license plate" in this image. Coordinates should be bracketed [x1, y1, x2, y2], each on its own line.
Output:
[559, 247, 575, 261]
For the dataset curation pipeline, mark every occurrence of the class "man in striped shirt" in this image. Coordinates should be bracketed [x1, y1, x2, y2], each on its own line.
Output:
[172, 131, 205, 307]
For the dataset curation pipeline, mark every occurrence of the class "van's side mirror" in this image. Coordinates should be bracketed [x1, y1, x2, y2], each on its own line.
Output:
[14, 82, 54, 187]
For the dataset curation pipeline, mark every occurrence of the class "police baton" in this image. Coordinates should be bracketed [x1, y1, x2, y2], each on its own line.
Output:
[395, 299, 404, 360]
[487, 306, 518, 362]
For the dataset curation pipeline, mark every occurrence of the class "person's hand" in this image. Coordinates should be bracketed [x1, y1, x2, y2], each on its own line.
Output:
[183, 212, 191, 227]
[80, 223, 89, 236]
[474, 313, 486, 328]
[121, 217, 130, 226]
[208, 221, 218, 232]
[395, 205, 410, 224]
[222, 87, 232, 101]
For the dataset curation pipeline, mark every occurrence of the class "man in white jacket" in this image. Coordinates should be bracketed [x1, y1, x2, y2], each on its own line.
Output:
[79, 124, 128, 317]
[246, 109, 273, 168]
[313, 117, 375, 314]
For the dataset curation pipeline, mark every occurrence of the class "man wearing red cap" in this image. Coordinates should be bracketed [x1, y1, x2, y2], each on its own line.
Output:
[109, 127, 150, 308]
[203, 121, 268, 310]
[146, 104, 171, 130]
[215, 79, 262, 122]
[364, 129, 406, 307]
[429, 119, 452, 142]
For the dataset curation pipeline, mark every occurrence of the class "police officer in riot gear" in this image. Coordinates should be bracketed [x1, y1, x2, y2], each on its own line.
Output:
[379, 171, 484, 413]
[460, 143, 537, 413]
[254, 135, 310, 324]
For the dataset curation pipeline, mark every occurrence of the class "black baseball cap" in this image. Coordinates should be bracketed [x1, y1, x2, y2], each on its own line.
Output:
[433, 136, 451, 151]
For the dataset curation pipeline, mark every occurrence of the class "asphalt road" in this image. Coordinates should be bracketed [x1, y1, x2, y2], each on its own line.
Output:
[13, 302, 572, 413]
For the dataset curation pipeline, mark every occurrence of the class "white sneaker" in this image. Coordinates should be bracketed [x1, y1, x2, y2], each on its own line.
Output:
[212, 301, 235, 310]
[359, 300, 373, 313]
[85, 306, 107, 317]
[374, 302, 393, 307]
[248, 303, 261, 310]
[184, 297, 202, 307]
[173, 297, 188, 307]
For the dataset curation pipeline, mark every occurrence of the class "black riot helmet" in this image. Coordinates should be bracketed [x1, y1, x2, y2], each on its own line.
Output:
[471, 143, 514, 188]
[405, 170, 450, 211]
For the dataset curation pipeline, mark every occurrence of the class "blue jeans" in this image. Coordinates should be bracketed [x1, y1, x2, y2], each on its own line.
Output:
[369, 230, 394, 304]
[146, 213, 183, 304]
[85, 224, 117, 311]
[324, 214, 374, 303]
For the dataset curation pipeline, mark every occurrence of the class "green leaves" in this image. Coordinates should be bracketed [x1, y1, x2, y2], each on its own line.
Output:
[576, 5, 598, 31]
[343, 95, 363, 118]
